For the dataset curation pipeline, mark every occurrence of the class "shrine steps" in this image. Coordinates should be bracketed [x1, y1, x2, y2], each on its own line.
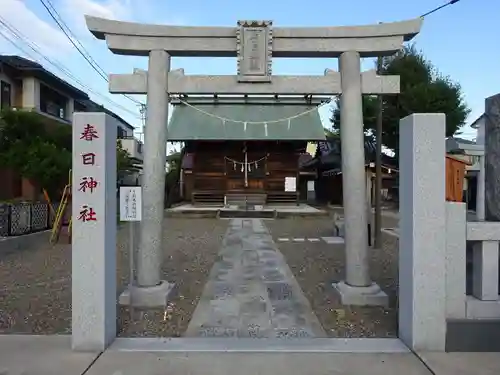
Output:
[165, 203, 329, 219]
[267, 192, 298, 205]
[192, 191, 224, 206]
[225, 193, 267, 208]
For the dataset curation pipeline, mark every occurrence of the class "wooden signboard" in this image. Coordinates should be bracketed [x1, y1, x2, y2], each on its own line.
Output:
[445, 155, 470, 202]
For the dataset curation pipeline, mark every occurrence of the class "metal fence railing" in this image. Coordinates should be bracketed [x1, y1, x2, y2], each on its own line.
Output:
[0, 202, 58, 237]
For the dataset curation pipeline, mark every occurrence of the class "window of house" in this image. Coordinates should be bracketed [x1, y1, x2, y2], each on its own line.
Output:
[39, 83, 68, 120]
[117, 126, 126, 139]
[1, 80, 12, 109]
[74, 100, 87, 113]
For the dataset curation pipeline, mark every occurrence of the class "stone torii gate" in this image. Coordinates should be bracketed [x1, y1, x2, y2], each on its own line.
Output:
[86, 16, 422, 307]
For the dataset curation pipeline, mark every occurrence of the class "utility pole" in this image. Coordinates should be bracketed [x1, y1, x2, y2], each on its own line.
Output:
[374, 53, 383, 249]
[373, 0, 462, 249]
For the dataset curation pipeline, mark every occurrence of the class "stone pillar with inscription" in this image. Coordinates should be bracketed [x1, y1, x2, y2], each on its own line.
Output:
[485, 93, 500, 221]
[476, 93, 500, 301]
[71, 112, 117, 351]
[332, 51, 388, 307]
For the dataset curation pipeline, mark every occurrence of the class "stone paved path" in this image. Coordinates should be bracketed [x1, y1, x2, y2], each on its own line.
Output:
[185, 218, 326, 338]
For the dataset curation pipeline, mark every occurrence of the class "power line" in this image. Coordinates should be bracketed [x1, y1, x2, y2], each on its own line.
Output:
[0, 16, 141, 120]
[0, 17, 139, 119]
[420, 0, 461, 18]
[41, 0, 107, 78]
[38, 0, 144, 107]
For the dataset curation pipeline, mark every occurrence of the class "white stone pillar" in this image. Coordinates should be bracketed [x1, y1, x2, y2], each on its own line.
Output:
[445, 202, 467, 319]
[472, 240, 499, 300]
[333, 51, 387, 306]
[476, 155, 485, 220]
[398, 113, 447, 351]
[71, 112, 117, 351]
[137, 50, 170, 288]
[66, 98, 75, 121]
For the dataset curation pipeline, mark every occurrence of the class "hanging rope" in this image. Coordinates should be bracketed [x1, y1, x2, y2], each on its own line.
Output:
[225, 155, 267, 173]
[172, 96, 332, 125]
[224, 155, 267, 165]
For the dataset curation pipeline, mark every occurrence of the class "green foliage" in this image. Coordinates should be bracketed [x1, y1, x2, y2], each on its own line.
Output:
[164, 148, 184, 208]
[116, 140, 134, 179]
[324, 128, 340, 140]
[0, 109, 136, 196]
[0, 110, 71, 194]
[331, 44, 471, 156]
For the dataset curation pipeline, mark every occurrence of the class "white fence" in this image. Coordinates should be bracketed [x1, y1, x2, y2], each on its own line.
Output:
[446, 206, 500, 319]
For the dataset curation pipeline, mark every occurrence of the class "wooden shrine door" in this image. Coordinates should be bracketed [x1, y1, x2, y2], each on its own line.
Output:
[225, 144, 266, 193]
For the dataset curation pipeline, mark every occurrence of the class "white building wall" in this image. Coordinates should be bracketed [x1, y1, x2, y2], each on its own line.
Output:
[476, 117, 485, 146]
[22, 77, 40, 109]
[120, 137, 143, 161]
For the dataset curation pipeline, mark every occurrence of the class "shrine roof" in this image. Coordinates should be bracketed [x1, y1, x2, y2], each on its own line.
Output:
[167, 103, 326, 141]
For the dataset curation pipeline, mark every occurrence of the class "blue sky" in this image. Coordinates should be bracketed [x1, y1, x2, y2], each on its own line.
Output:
[1, 0, 498, 142]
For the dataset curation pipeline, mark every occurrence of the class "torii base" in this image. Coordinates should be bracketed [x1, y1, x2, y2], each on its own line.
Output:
[333, 281, 389, 307]
[119, 280, 175, 308]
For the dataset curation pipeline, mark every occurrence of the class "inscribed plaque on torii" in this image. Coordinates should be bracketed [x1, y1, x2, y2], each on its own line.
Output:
[237, 20, 273, 82]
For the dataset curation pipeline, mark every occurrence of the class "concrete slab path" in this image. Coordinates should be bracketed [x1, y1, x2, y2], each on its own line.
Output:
[85, 351, 432, 375]
[418, 352, 500, 375]
[2, 334, 500, 375]
[185, 218, 326, 338]
[0, 335, 99, 375]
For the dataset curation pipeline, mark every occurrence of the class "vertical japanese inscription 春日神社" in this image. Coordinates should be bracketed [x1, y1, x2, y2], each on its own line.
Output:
[237, 20, 272, 82]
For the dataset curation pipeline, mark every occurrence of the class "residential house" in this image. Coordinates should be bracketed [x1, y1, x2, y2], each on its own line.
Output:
[0, 55, 143, 200]
[0, 55, 91, 125]
[471, 114, 485, 145]
[82, 98, 143, 164]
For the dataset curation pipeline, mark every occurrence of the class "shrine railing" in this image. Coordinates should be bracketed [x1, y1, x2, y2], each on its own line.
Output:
[0, 202, 58, 237]
[445, 202, 500, 320]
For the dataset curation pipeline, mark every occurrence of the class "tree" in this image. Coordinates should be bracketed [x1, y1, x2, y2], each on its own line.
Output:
[331, 44, 470, 158]
[0, 109, 137, 197]
[116, 140, 134, 181]
[0, 110, 71, 195]
[324, 128, 339, 140]
[164, 147, 184, 208]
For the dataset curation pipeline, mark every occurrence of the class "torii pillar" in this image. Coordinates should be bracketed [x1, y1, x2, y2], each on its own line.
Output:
[332, 51, 388, 305]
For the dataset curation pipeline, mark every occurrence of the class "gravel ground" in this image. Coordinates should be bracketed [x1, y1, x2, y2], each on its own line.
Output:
[0, 218, 228, 336]
[0, 233, 72, 333]
[266, 216, 399, 338]
[0, 212, 400, 338]
[117, 219, 227, 337]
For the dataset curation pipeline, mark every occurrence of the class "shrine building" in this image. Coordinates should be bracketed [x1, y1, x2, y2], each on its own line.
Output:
[169, 96, 327, 205]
